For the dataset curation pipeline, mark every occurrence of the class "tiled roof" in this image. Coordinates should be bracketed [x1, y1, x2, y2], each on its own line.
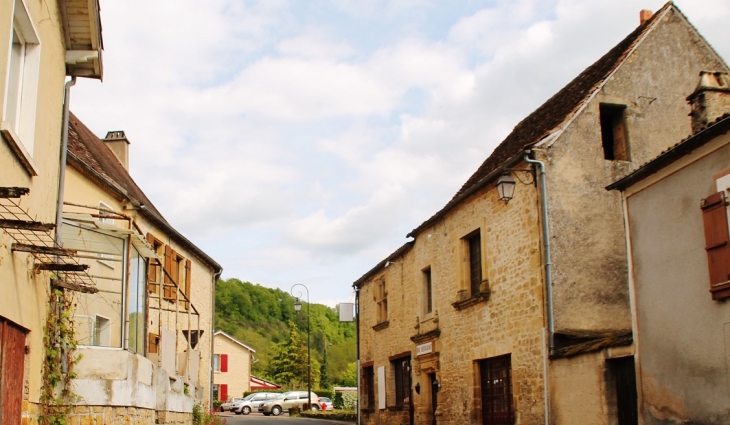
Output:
[67, 112, 162, 216]
[407, 2, 674, 238]
[67, 112, 222, 272]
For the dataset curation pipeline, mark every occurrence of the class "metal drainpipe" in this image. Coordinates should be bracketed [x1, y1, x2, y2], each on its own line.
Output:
[210, 269, 222, 409]
[55, 77, 76, 244]
[355, 286, 360, 425]
[523, 150, 553, 425]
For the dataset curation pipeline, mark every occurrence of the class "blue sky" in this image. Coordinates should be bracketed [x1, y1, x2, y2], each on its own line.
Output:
[71, 0, 730, 306]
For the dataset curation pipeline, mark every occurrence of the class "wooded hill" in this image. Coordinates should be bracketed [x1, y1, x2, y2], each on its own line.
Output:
[215, 278, 357, 388]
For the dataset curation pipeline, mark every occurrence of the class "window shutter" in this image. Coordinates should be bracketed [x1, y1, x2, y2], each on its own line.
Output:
[146, 233, 158, 293]
[701, 192, 730, 300]
[148, 333, 159, 354]
[185, 259, 192, 309]
[220, 384, 228, 402]
[221, 354, 228, 372]
[163, 245, 173, 299]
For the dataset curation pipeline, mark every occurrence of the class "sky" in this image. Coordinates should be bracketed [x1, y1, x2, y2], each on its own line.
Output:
[71, 0, 730, 307]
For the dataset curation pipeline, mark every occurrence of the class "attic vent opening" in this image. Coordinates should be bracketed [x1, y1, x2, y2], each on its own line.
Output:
[600, 104, 630, 161]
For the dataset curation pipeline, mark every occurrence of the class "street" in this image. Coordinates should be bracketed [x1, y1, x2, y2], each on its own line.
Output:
[217, 412, 354, 425]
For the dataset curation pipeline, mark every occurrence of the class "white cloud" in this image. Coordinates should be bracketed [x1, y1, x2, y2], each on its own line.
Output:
[70, 0, 730, 304]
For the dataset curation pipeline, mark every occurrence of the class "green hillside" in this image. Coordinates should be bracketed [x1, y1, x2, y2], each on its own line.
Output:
[215, 278, 357, 389]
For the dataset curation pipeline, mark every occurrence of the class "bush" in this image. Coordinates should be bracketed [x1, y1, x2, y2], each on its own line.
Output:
[192, 404, 226, 425]
[333, 392, 344, 409]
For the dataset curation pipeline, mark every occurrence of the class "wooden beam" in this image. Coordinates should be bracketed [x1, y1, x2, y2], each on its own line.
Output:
[0, 187, 29, 198]
[12, 243, 76, 256]
[0, 219, 56, 232]
[35, 263, 88, 272]
[51, 279, 98, 294]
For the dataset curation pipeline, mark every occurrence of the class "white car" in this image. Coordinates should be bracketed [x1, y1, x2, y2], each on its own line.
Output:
[220, 397, 246, 412]
[234, 392, 280, 415]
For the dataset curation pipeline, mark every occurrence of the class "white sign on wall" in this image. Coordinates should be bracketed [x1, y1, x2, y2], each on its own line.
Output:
[416, 342, 433, 356]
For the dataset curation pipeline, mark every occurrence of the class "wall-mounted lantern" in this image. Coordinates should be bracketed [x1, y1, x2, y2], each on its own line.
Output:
[496, 173, 517, 204]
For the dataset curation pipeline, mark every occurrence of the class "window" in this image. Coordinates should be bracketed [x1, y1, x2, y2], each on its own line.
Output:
[376, 279, 388, 323]
[600, 104, 630, 161]
[92, 315, 110, 346]
[701, 191, 730, 300]
[2, 0, 41, 164]
[392, 357, 411, 406]
[146, 233, 163, 293]
[467, 232, 483, 296]
[479, 354, 514, 425]
[213, 353, 228, 372]
[97, 202, 115, 268]
[424, 267, 433, 314]
[362, 365, 375, 409]
[606, 357, 638, 425]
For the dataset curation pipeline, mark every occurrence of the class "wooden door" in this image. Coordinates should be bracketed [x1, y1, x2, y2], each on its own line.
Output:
[0, 318, 27, 424]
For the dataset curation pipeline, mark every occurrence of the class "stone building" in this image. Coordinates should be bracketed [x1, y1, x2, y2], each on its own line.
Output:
[0, 0, 102, 422]
[354, 4, 728, 425]
[57, 112, 222, 423]
[607, 72, 730, 424]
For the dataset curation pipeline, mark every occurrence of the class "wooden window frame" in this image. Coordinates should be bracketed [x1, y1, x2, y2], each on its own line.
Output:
[466, 231, 483, 297]
[424, 267, 433, 314]
[376, 278, 388, 324]
[391, 356, 411, 406]
[362, 365, 375, 409]
[146, 233, 163, 294]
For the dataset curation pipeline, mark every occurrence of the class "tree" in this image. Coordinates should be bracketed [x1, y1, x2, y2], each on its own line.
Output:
[266, 321, 321, 388]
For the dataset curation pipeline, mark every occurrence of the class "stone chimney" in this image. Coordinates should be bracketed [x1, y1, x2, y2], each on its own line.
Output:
[103, 130, 130, 170]
[639, 9, 653, 25]
[687, 71, 730, 134]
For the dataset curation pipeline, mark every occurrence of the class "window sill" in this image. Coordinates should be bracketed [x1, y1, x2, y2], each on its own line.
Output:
[410, 328, 441, 344]
[1, 122, 38, 177]
[387, 405, 406, 411]
[372, 321, 389, 331]
[452, 290, 490, 311]
[360, 408, 376, 414]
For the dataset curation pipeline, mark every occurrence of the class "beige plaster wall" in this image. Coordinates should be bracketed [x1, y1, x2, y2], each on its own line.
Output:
[213, 334, 253, 399]
[0, 0, 71, 406]
[625, 133, 730, 424]
[359, 173, 546, 425]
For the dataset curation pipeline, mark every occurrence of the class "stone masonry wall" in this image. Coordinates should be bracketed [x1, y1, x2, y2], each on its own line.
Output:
[21, 402, 190, 425]
[359, 171, 546, 425]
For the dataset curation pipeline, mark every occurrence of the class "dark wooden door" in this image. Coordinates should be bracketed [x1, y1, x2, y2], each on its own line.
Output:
[429, 373, 438, 425]
[480, 354, 514, 425]
[612, 357, 638, 425]
[0, 318, 27, 424]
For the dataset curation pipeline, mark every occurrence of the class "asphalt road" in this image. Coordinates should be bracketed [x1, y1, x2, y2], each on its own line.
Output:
[217, 411, 355, 425]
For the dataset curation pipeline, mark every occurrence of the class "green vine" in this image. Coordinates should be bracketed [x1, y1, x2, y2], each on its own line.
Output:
[39, 288, 81, 425]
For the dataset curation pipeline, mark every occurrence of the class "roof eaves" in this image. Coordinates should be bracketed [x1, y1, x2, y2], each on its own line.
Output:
[352, 241, 414, 289]
[214, 330, 256, 353]
[139, 205, 223, 273]
[607, 113, 730, 191]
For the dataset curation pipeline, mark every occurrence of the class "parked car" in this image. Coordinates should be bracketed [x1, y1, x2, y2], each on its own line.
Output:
[259, 391, 321, 416]
[319, 396, 333, 410]
[234, 392, 280, 415]
[220, 397, 246, 412]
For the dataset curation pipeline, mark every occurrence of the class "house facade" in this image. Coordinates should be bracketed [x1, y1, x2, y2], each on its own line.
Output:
[0, 0, 102, 422]
[354, 4, 728, 425]
[608, 72, 730, 424]
[58, 113, 222, 423]
[213, 331, 256, 402]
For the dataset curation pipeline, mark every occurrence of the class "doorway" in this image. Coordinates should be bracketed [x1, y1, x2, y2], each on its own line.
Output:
[429, 372, 438, 425]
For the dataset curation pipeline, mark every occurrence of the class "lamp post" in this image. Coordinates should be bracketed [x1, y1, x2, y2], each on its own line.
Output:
[291, 284, 311, 411]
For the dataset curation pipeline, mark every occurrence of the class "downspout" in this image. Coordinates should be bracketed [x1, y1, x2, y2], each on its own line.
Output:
[210, 268, 222, 409]
[523, 150, 552, 425]
[355, 286, 360, 425]
[55, 77, 76, 244]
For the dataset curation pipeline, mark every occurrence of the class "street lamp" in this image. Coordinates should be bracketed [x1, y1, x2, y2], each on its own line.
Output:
[291, 284, 312, 411]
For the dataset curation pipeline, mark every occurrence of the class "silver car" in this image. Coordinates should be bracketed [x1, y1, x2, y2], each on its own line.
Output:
[234, 392, 279, 415]
[259, 391, 321, 416]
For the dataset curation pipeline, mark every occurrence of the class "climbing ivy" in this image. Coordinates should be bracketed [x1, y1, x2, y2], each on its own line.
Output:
[39, 288, 81, 425]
